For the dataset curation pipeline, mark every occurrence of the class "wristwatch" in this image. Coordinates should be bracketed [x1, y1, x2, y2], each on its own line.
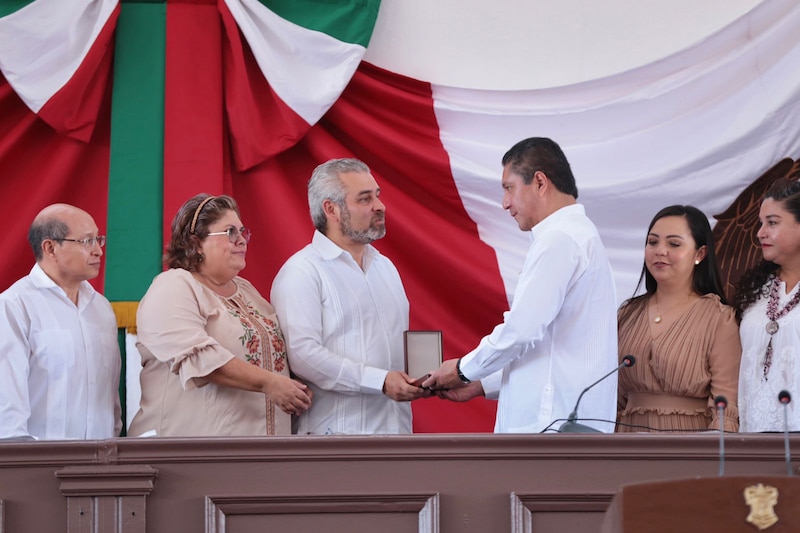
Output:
[456, 358, 471, 383]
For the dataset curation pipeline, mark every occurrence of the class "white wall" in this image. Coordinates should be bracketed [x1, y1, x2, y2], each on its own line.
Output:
[364, 0, 764, 89]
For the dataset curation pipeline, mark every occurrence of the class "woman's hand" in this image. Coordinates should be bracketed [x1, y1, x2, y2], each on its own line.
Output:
[264, 373, 313, 415]
[208, 357, 313, 415]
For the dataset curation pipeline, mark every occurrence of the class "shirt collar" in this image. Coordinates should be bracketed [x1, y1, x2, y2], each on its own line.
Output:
[29, 263, 95, 307]
[531, 203, 584, 240]
[311, 230, 379, 268]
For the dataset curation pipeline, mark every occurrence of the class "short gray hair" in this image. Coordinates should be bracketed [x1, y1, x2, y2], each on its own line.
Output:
[308, 158, 371, 233]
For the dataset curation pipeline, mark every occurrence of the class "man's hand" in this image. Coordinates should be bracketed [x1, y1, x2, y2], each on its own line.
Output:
[435, 381, 484, 402]
[421, 358, 463, 390]
[383, 371, 430, 401]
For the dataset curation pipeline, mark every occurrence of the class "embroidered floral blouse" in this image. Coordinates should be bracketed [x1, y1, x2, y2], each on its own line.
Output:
[739, 279, 800, 432]
[128, 268, 290, 437]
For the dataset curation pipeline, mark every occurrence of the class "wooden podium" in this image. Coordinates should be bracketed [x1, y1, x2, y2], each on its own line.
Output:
[601, 476, 800, 532]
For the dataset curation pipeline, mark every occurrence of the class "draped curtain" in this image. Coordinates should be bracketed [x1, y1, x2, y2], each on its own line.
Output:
[2, 0, 800, 432]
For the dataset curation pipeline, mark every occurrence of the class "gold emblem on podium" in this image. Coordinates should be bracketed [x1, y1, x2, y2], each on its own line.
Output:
[743, 483, 779, 530]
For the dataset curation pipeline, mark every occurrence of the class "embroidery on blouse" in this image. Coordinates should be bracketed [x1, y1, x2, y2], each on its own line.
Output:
[763, 277, 800, 381]
[222, 293, 288, 435]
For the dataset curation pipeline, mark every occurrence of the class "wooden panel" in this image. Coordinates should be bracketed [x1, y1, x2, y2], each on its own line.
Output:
[0, 434, 797, 532]
[512, 492, 613, 533]
[602, 476, 800, 533]
[56, 464, 157, 533]
[206, 493, 439, 533]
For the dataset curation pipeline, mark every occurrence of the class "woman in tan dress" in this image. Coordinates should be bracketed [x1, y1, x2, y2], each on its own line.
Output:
[128, 194, 312, 437]
[616, 205, 741, 433]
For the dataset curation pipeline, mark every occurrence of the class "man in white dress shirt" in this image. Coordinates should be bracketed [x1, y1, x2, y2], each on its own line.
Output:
[424, 138, 618, 433]
[0, 204, 122, 440]
[271, 158, 426, 434]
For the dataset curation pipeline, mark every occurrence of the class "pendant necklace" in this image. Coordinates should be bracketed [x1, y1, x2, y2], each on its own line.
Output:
[653, 293, 689, 324]
[762, 276, 800, 380]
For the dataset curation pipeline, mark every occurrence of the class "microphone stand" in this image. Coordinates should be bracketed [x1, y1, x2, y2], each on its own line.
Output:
[715, 396, 727, 477]
[558, 418, 604, 434]
[559, 356, 636, 434]
[779, 390, 793, 476]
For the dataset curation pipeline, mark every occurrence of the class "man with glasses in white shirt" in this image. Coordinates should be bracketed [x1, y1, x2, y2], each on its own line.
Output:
[0, 204, 121, 440]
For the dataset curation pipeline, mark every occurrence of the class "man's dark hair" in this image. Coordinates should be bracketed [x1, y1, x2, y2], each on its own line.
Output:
[502, 137, 578, 198]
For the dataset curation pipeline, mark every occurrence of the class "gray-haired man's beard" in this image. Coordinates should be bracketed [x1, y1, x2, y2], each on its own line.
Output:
[340, 207, 386, 244]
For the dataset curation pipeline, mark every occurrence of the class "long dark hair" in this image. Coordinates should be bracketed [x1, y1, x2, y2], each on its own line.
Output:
[733, 178, 800, 320]
[619, 205, 727, 324]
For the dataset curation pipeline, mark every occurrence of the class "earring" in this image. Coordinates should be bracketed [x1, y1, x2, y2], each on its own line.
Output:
[694, 260, 700, 265]
[198, 253, 204, 262]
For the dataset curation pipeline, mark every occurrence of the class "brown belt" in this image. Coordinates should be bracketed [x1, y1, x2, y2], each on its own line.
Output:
[626, 392, 707, 412]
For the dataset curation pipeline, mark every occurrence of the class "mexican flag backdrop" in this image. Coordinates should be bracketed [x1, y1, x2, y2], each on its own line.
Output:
[2, 0, 800, 432]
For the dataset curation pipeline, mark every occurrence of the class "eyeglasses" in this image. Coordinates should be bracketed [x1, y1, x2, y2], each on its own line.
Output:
[55, 235, 106, 248]
[206, 227, 252, 243]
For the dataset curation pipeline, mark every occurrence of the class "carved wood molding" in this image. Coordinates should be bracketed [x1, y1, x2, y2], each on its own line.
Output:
[56, 464, 158, 496]
[108, 434, 800, 465]
[0, 440, 116, 467]
[206, 492, 440, 533]
[2, 434, 798, 467]
[56, 465, 158, 533]
[511, 492, 613, 533]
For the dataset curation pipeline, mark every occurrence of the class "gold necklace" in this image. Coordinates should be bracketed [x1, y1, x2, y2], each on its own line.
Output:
[653, 293, 691, 324]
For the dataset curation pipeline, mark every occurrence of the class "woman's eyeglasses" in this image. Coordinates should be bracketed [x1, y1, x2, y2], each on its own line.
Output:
[206, 227, 252, 243]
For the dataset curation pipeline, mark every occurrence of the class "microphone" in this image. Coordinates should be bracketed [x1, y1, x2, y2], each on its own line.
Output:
[715, 395, 728, 476]
[559, 355, 636, 433]
[779, 390, 793, 476]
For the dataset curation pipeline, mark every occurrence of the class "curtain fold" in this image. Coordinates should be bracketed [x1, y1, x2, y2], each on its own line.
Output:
[3, 0, 800, 432]
[0, 73, 112, 292]
[230, 63, 505, 432]
[0, 0, 119, 141]
[218, 0, 380, 170]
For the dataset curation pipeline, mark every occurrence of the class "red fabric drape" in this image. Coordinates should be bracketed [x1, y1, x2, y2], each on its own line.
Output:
[0, 73, 112, 293]
[218, 0, 310, 172]
[162, 7, 507, 432]
[36, 4, 119, 143]
[163, 0, 227, 243]
[231, 63, 507, 432]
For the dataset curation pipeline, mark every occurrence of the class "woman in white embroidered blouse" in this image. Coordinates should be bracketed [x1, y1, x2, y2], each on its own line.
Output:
[735, 178, 800, 432]
[128, 194, 312, 437]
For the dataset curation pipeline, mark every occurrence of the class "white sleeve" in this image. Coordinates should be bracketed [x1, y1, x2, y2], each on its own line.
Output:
[271, 260, 388, 395]
[460, 230, 584, 381]
[0, 297, 33, 439]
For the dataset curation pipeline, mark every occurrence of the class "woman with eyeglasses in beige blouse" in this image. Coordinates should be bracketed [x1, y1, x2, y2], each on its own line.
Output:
[128, 194, 312, 437]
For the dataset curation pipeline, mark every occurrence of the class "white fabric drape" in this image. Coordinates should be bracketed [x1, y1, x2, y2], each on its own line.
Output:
[435, 0, 800, 303]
